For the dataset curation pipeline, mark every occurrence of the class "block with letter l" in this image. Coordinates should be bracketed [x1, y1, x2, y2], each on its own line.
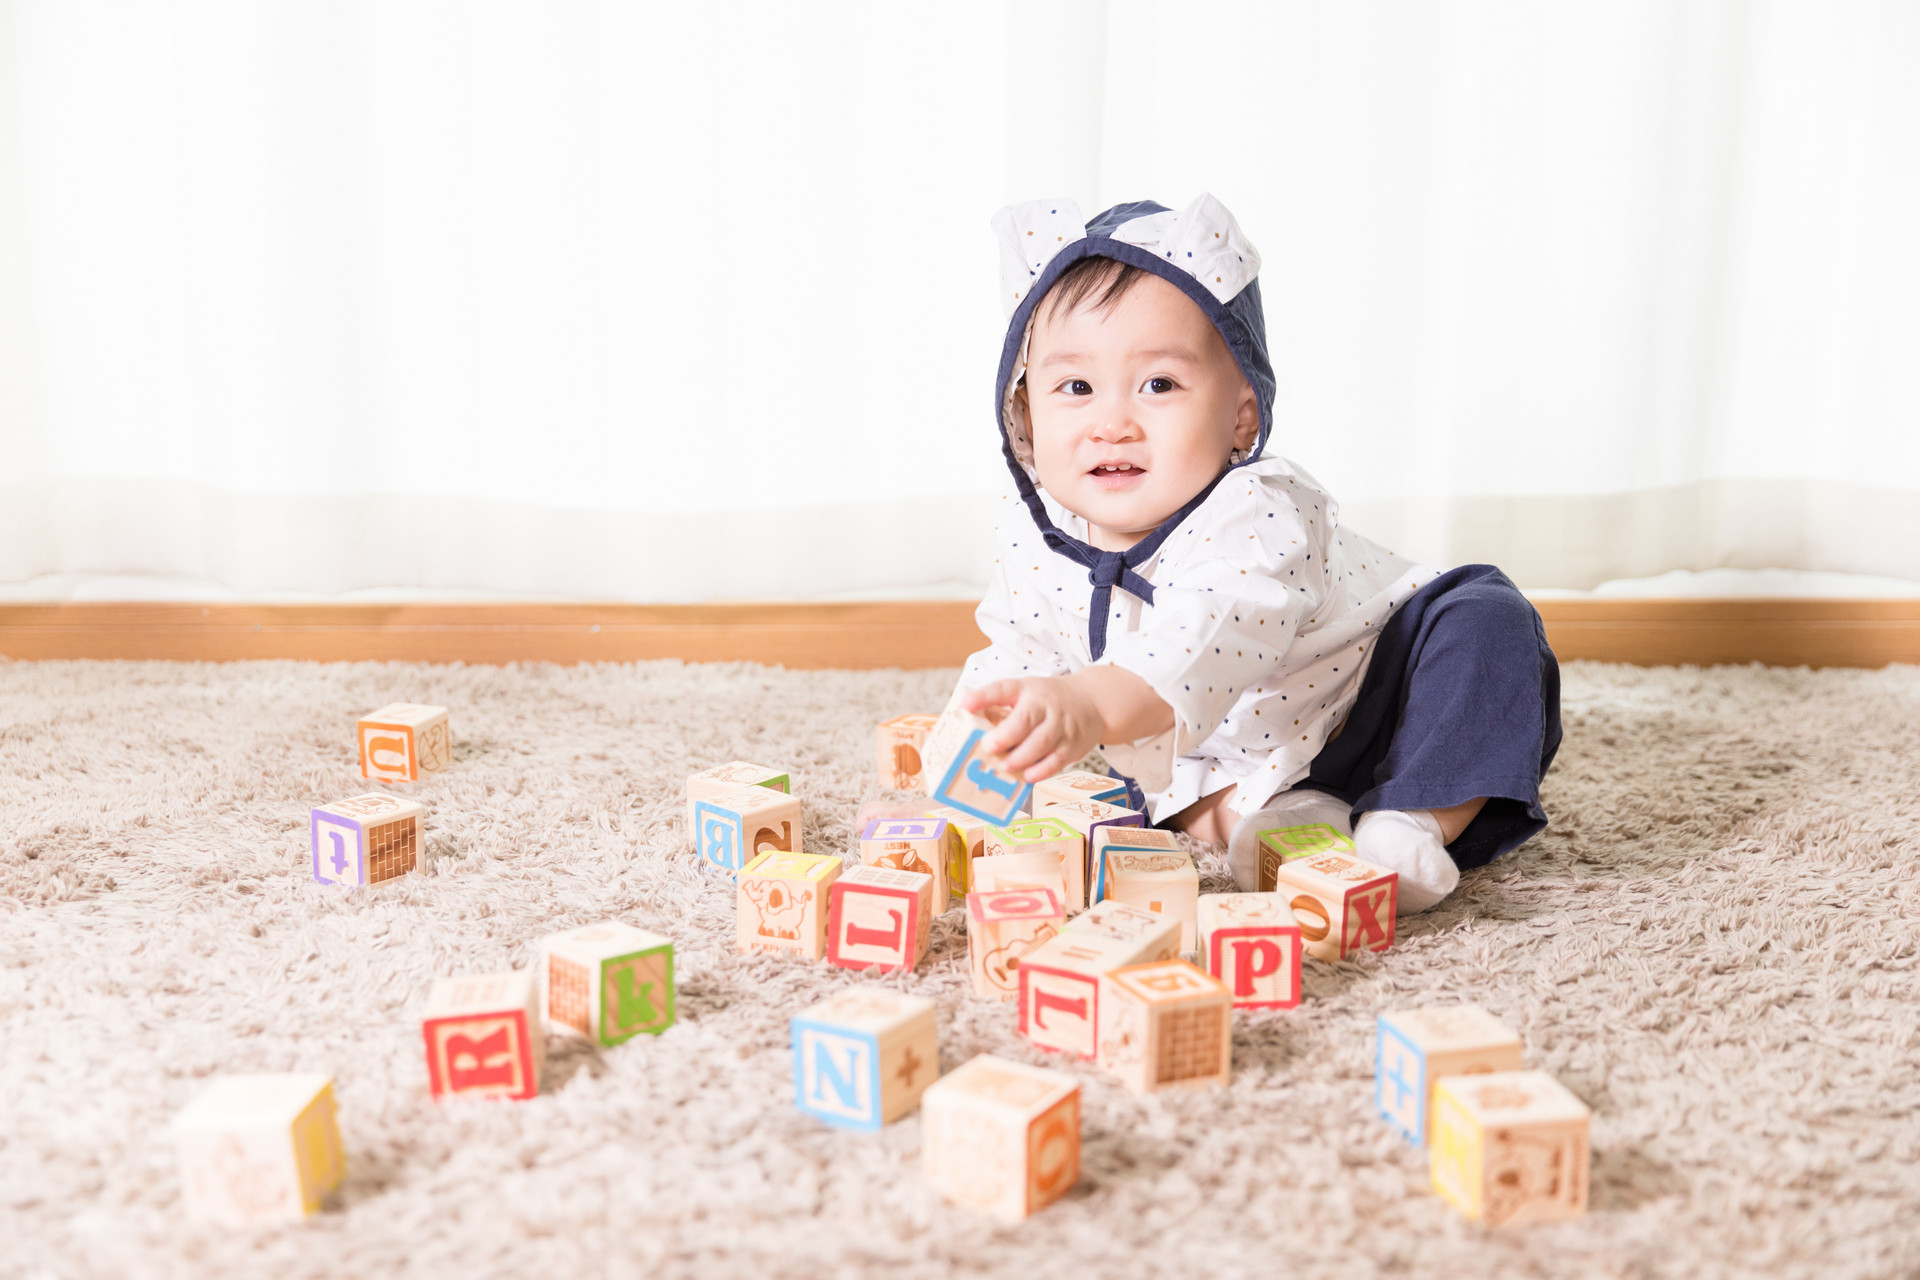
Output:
[1197, 893, 1302, 1009]
[421, 970, 544, 1101]
[790, 988, 938, 1131]
[922, 1054, 1080, 1221]
[1376, 1004, 1524, 1145]
[827, 863, 934, 972]
[1014, 899, 1180, 1060]
[541, 921, 675, 1044]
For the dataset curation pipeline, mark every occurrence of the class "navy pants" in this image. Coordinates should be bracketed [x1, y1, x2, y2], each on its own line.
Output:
[1299, 564, 1562, 869]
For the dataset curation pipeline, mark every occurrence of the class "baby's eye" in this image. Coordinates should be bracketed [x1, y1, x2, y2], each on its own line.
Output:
[1063, 379, 1093, 396]
[1143, 376, 1177, 394]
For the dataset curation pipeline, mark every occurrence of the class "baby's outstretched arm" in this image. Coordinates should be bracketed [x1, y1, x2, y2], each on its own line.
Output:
[962, 666, 1173, 783]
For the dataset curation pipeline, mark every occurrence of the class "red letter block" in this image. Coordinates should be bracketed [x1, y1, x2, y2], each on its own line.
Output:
[1197, 892, 1302, 1009]
[421, 971, 544, 1101]
[827, 863, 935, 972]
[1016, 900, 1181, 1060]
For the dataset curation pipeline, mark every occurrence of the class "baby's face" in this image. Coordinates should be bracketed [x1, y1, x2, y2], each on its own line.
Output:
[1021, 271, 1259, 550]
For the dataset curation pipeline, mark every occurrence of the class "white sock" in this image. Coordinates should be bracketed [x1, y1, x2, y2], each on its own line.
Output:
[1226, 789, 1354, 893]
[1353, 809, 1459, 914]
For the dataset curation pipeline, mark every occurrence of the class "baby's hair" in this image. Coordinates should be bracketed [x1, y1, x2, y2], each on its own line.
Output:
[1042, 255, 1149, 324]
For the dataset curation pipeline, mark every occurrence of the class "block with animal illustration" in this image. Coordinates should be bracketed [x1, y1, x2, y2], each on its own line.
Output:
[859, 817, 957, 905]
[540, 922, 675, 1045]
[1090, 826, 1181, 903]
[980, 816, 1086, 910]
[966, 886, 1065, 1001]
[926, 805, 989, 896]
[1197, 893, 1302, 1009]
[827, 863, 935, 972]
[684, 760, 791, 839]
[1101, 844, 1199, 952]
[1096, 959, 1233, 1094]
[1430, 1070, 1590, 1227]
[309, 793, 426, 888]
[790, 987, 938, 1131]
[1014, 900, 1182, 1060]
[1272, 849, 1398, 961]
[174, 1073, 345, 1226]
[736, 850, 843, 960]
[1030, 770, 1131, 811]
[928, 711, 1033, 825]
[1254, 820, 1355, 892]
[921, 1054, 1081, 1222]
[421, 970, 544, 1101]
[357, 702, 452, 783]
[694, 784, 803, 876]
[877, 713, 940, 790]
[1376, 1004, 1525, 1145]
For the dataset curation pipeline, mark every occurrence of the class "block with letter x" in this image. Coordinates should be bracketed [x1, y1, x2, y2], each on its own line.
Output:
[310, 793, 425, 888]
[421, 970, 544, 1101]
[1272, 850, 1398, 961]
[1197, 892, 1302, 1009]
[1376, 1004, 1524, 1145]
[541, 921, 675, 1045]
[790, 988, 938, 1131]
[827, 863, 934, 972]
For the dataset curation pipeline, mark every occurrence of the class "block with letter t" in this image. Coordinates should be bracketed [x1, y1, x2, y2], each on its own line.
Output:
[928, 712, 1033, 825]
[1272, 850, 1398, 961]
[357, 702, 452, 784]
[859, 817, 956, 905]
[694, 784, 803, 877]
[790, 988, 938, 1131]
[421, 970, 544, 1101]
[1096, 959, 1233, 1094]
[827, 863, 935, 972]
[310, 793, 426, 888]
[541, 921, 675, 1045]
[1014, 899, 1181, 1060]
[1197, 892, 1302, 1009]
[1376, 1004, 1524, 1145]
[922, 1054, 1080, 1222]
[737, 850, 843, 960]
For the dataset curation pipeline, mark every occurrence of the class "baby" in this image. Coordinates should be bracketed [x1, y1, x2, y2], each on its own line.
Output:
[947, 194, 1561, 912]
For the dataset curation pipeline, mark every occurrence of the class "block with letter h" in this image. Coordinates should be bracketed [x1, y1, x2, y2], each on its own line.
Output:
[1254, 821, 1355, 892]
[1197, 893, 1302, 1009]
[174, 1073, 345, 1227]
[1376, 1004, 1524, 1145]
[877, 713, 940, 790]
[421, 970, 544, 1101]
[790, 988, 938, 1131]
[827, 863, 935, 972]
[1097, 959, 1233, 1094]
[1272, 850, 1398, 961]
[1431, 1070, 1590, 1227]
[357, 703, 451, 784]
[685, 760, 790, 845]
[737, 850, 842, 960]
[1015, 899, 1181, 1060]
[922, 1054, 1080, 1222]
[980, 817, 1085, 910]
[859, 817, 956, 905]
[966, 887, 1064, 1001]
[1031, 770, 1130, 810]
[310, 793, 425, 888]
[695, 785, 803, 877]
[541, 922, 675, 1045]
[929, 712, 1033, 825]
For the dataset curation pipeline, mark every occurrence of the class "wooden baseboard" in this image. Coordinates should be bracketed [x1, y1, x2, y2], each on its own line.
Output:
[1, 599, 1916, 669]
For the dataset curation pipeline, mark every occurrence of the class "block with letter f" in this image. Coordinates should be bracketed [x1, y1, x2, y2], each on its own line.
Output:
[930, 717, 1033, 825]
[790, 988, 938, 1131]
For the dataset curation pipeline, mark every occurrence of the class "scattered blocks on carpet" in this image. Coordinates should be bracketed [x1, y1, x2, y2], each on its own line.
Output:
[1430, 1070, 1591, 1227]
[877, 713, 940, 790]
[421, 971, 544, 1101]
[357, 702, 451, 784]
[695, 784, 803, 876]
[1376, 1004, 1525, 1145]
[175, 1073, 345, 1226]
[791, 988, 938, 1131]
[737, 850, 843, 960]
[1271, 850, 1398, 961]
[966, 886, 1065, 1001]
[827, 863, 935, 972]
[1097, 959, 1233, 1094]
[922, 1054, 1081, 1222]
[1197, 893, 1302, 1009]
[980, 816, 1086, 910]
[309, 793, 425, 888]
[1014, 899, 1182, 1060]
[541, 922, 675, 1044]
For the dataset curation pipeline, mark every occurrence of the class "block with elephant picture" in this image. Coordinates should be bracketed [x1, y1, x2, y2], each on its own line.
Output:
[736, 850, 843, 960]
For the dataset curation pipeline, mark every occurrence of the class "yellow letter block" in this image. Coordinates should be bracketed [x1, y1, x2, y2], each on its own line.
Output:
[175, 1074, 345, 1226]
[737, 850, 843, 960]
[1431, 1070, 1591, 1227]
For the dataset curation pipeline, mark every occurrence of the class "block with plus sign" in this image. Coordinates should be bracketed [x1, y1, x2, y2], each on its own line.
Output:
[966, 886, 1065, 1001]
[1197, 893, 1302, 1009]
[876, 713, 940, 790]
[1097, 958, 1233, 1094]
[1253, 821, 1355, 892]
[540, 921, 674, 1045]
[1376, 1004, 1525, 1144]
[860, 817, 957, 906]
[309, 793, 426, 889]
[1101, 845, 1199, 952]
[174, 1073, 345, 1226]
[684, 760, 790, 847]
[1090, 826, 1181, 904]
[1272, 849, 1398, 961]
[1015, 900, 1181, 1060]
[737, 850, 843, 960]
[1431, 1070, 1590, 1227]
[694, 784, 803, 877]
[1030, 770, 1131, 810]
[827, 863, 935, 972]
[420, 970, 544, 1101]
[979, 817, 1085, 910]
[921, 1054, 1080, 1222]
[790, 988, 938, 1132]
[357, 702, 452, 784]
[927, 713, 1033, 825]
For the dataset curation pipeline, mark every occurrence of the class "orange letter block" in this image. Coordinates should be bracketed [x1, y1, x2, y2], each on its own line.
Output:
[922, 1054, 1080, 1222]
[357, 703, 451, 784]
[421, 971, 544, 1101]
[966, 887, 1064, 1001]
[1197, 893, 1302, 1009]
[1272, 850, 1398, 961]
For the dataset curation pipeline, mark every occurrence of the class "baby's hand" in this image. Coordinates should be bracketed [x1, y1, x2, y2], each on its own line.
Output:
[961, 677, 1107, 783]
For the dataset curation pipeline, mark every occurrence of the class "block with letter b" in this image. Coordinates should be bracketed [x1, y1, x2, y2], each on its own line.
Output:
[980, 817, 1085, 911]
[929, 713, 1033, 825]
[695, 785, 803, 877]
[310, 793, 425, 888]
[966, 887, 1064, 1001]
[827, 863, 934, 972]
[791, 988, 938, 1131]
[737, 850, 843, 960]
[1272, 850, 1398, 961]
[174, 1073, 345, 1226]
[1031, 770, 1130, 810]
[541, 921, 675, 1045]
[1097, 959, 1233, 1094]
[1015, 900, 1181, 1060]
[859, 817, 956, 905]
[1431, 1070, 1590, 1227]
[1376, 1004, 1524, 1145]
[357, 703, 451, 784]
[421, 970, 544, 1101]
[1197, 893, 1302, 1009]
[922, 1054, 1080, 1222]
[877, 713, 940, 790]
[685, 760, 791, 843]
[1254, 821, 1355, 892]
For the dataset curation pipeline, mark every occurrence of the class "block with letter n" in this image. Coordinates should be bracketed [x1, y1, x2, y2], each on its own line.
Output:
[420, 970, 544, 1102]
[1097, 958, 1233, 1094]
[1015, 899, 1180, 1060]
[827, 863, 934, 972]
[174, 1073, 345, 1227]
[736, 850, 842, 960]
[541, 921, 675, 1045]
[310, 793, 426, 888]
[1272, 850, 1398, 961]
[684, 760, 790, 847]
[966, 886, 1064, 1001]
[859, 817, 956, 905]
[1376, 1004, 1524, 1145]
[1431, 1070, 1590, 1228]
[1197, 892, 1302, 1009]
[357, 702, 452, 784]
[790, 988, 938, 1131]
[922, 1054, 1081, 1222]
[694, 784, 803, 877]
[929, 714, 1033, 825]
[1254, 821, 1355, 892]
[980, 816, 1085, 910]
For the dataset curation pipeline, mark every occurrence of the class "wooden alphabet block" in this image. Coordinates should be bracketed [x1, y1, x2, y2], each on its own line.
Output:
[357, 702, 451, 783]
[922, 1054, 1081, 1221]
[926, 804, 988, 895]
[421, 971, 544, 1101]
[1376, 1004, 1525, 1144]
[969, 848, 1067, 907]
[1272, 850, 1398, 961]
[309, 793, 425, 888]
[1253, 820, 1355, 892]
[1430, 1070, 1591, 1227]
[541, 922, 675, 1045]
[857, 798, 933, 830]
[685, 760, 791, 840]
[966, 887, 1064, 1001]
[859, 817, 956, 905]
[694, 784, 803, 876]
[736, 850, 843, 960]
[791, 987, 938, 1131]
[1097, 959, 1233, 1094]
[1102, 845, 1199, 952]
[1015, 900, 1182, 1059]
[1090, 826, 1181, 903]
[827, 863, 934, 972]
[175, 1073, 344, 1226]
[877, 713, 940, 790]
[980, 817, 1085, 910]
[1197, 893, 1302, 1009]
[1031, 770, 1130, 810]
[928, 712, 1033, 824]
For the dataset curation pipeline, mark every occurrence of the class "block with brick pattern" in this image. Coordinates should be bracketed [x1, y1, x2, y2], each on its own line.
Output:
[421, 970, 544, 1101]
[980, 816, 1086, 910]
[1272, 849, 1398, 961]
[174, 1073, 345, 1226]
[357, 702, 452, 784]
[859, 817, 957, 905]
[1430, 1070, 1590, 1227]
[1197, 893, 1302, 1009]
[1101, 844, 1200, 952]
[309, 793, 425, 889]
[1015, 900, 1181, 1060]
[876, 713, 940, 790]
[921, 1054, 1081, 1222]
[966, 886, 1064, 1001]
[737, 850, 842, 960]
[790, 987, 938, 1131]
[541, 922, 675, 1045]
[1096, 958, 1233, 1094]
[694, 784, 803, 877]
[1376, 1004, 1524, 1145]
[684, 760, 790, 843]
[827, 863, 935, 972]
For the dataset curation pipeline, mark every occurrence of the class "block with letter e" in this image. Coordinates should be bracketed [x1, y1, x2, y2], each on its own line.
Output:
[541, 921, 674, 1045]
[1097, 959, 1233, 1094]
[1431, 1070, 1590, 1227]
[1272, 850, 1398, 961]
[1197, 893, 1302, 1009]
[174, 1073, 345, 1227]
[1376, 1004, 1524, 1145]
[859, 817, 956, 905]
[922, 1054, 1080, 1222]
[737, 850, 842, 960]
[310, 793, 425, 888]
[421, 970, 544, 1101]
[357, 702, 451, 784]
[694, 784, 803, 877]
[827, 863, 934, 972]
[1254, 821, 1355, 892]
[684, 760, 790, 846]
[929, 713, 1033, 825]
[1015, 900, 1180, 1060]
[966, 887, 1064, 1001]
[790, 988, 938, 1131]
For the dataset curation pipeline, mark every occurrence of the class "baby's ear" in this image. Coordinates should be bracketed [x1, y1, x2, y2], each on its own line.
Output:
[1232, 384, 1260, 452]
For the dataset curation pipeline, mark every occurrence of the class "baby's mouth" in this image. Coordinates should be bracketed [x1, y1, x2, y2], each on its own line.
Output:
[1089, 462, 1146, 489]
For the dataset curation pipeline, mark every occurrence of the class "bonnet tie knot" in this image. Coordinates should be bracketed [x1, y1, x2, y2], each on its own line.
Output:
[1088, 552, 1128, 591]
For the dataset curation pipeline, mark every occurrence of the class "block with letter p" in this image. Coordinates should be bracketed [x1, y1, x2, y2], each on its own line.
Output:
[421, 971, 544, 1101]
[357, 702, 451, 784]
[827, 863, 934, 972]
[1097, 959, 1233, 1094]
[174, 1073, 344, 1227]
[541, 922, 675, 1045]
[310, 793, 425, 888]
[1197, 893, 1302, 1009]
[922, 1055, 1080, 1222]
[930, 715, 1033, 825]
[695, 785, 803, 877]
[966, 887, 1064, 1001]
[859, 817, 955, 905]
[791, 988, 938, 1131]
[1272, 850, 1398, 961]
[1376, 1004, 1524, 1145]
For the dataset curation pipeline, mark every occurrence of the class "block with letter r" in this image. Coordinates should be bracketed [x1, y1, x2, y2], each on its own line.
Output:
[931, 726, 1033, 825]
[420, 971, 544, 1101]
[791, 989, 937, 1131]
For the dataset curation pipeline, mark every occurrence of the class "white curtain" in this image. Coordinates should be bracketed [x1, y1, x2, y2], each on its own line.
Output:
[2, 1, 1916, 599]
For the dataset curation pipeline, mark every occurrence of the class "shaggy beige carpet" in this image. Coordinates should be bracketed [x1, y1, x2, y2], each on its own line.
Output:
[1, 657, 1917, 1279]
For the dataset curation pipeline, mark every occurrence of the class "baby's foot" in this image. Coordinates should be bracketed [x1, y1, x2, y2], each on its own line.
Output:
[1226, 789, 1353, 892]
[1353, 809, 1459, 914]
